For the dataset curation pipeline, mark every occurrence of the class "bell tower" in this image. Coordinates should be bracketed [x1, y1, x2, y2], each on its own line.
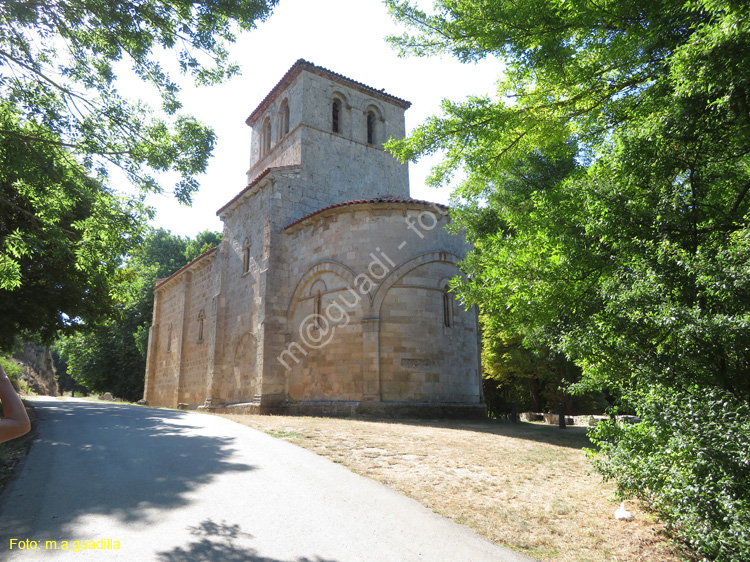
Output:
[244, 59, 411, 203]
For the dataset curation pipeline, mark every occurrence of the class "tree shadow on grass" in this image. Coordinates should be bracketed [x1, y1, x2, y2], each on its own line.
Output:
[157, 519, 341, 562]
[355, 416, 594, 450]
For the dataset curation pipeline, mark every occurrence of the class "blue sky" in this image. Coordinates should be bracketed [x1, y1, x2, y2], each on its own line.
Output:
[125, 0, 500, 237]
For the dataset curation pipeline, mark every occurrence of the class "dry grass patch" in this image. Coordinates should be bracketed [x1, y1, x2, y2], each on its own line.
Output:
[221, 414, 683, 562]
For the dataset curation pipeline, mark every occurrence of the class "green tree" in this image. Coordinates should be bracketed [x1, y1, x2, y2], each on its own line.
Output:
[387, 0, 750, 557]
[480, 313, 604, 418]
[60, 228, 221, 401]
[453, 145, 601, 417]
[129, 228, 222, 355]
[185, 230, 223, 262]
[0, 0, 276, 349]
[50, 342, 88, 397]
[1, 0, 277, 201]
[0, 355, 23, 388]
[0, 102, 149, 349]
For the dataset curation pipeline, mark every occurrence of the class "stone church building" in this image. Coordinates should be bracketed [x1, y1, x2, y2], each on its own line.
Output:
[143, 60, 485, 417]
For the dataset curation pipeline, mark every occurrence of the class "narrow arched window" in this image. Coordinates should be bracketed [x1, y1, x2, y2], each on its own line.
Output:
[332, 99, 340, 133]
[242, 247, 250, 274]
[314, 289, 322, 328]
[443, 287, 452, 328]
[366, 111, 376, 144]
[242, 237, 251, 274]
[197, 310, 205, 342]
[262, 117, 271, 155]
[280, 100, 290, 136]
[167, 324, 173, 352]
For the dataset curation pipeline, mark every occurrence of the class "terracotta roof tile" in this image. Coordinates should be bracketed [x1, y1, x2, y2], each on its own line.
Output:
[154, 246, 218, 291]
[246, 59, 411, 126]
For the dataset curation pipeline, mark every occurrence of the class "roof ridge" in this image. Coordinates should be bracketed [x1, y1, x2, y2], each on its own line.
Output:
[284, 196, 449, 230]
[154, 246, 218, 290]
[246, 59, 411, 126]
[216, 165, 302, 216]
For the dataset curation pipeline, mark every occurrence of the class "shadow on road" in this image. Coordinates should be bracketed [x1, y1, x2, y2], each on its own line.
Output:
[157, 519, 341, 562]
[0, 400, 256, 538]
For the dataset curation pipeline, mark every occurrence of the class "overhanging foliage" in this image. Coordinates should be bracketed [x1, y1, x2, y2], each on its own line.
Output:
[387, 0, 750, 558]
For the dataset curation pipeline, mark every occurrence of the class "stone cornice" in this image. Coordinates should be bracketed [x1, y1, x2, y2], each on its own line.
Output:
[284, 196, 449, 231]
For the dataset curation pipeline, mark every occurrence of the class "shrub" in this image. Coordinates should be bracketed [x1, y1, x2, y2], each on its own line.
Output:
[589, 385, 750, 560]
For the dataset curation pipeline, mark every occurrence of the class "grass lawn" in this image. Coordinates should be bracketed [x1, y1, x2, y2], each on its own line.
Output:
[220, 414, 684, 562]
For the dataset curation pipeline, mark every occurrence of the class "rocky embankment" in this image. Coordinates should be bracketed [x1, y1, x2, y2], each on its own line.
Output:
[13, 342, 59, 396]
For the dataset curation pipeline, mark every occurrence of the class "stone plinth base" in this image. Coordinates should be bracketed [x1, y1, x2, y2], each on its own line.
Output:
[210, 400, 487, 419]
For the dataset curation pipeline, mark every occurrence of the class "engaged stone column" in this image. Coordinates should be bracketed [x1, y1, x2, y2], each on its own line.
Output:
[172, 271, 191, 407]
[143, 324, 158, 403]
[361, 317, 381, 401]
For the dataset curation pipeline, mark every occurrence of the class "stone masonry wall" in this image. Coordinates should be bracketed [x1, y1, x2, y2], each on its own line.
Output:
[247, 70, 408, 199]
[176, 259, 215, 406]
[214, 185, 269, 405]
[248, 71, 304, 179]
[147, 280, 181, 406]
[379, 261, 481, 403]
[146, 254, 216, 408]
[146, 62, 484, 415]
[277, 201, 482, 406]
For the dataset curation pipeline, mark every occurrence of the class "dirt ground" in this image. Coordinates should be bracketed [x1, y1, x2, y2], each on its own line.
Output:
[219, 414, 685, 562]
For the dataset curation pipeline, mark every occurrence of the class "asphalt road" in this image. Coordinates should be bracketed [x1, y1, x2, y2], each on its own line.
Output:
[0, 397, 536, 561]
